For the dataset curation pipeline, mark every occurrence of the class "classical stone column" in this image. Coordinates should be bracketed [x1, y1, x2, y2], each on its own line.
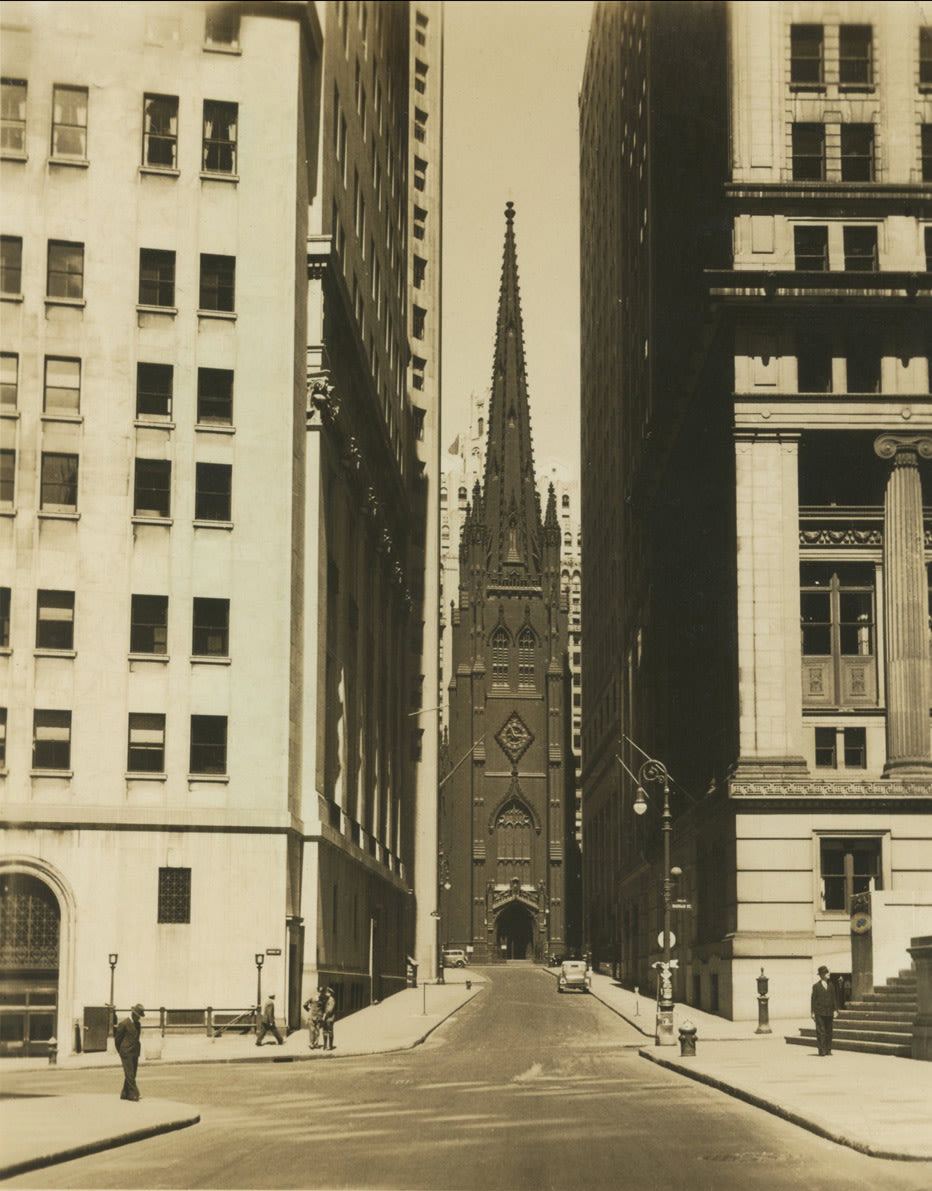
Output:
[874, 434, 932, 777]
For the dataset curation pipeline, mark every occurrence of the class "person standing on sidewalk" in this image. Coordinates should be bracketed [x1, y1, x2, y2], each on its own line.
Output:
[114, 1004, 145, 1100]
[321, 987, 336, 1050]
[811, 965, 838, 1055]
[255, 992, 284, 1046]
[303, 988, 323, 1049]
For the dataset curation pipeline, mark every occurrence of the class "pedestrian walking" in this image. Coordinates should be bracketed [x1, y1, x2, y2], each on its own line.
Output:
[255, 992, 284, 1046]
[321, 986, 336, 1050]
[113, 1003, 145, 1101]
[811, 965, 838, 1055]
[303, 988, 323, 1049]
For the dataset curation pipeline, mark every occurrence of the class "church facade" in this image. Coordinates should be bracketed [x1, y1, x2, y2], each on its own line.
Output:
[442, 204, 578, 963]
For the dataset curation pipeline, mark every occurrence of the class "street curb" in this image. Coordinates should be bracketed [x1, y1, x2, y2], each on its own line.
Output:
[0, 1109, 201, 1181]
[637, 1048, 931, 1163]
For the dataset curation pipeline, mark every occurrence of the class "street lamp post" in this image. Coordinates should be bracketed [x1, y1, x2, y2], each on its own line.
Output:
[436, 850, 451, 984]
[107, 953, 118, 1034]
[254, 953, 265, 1033]
[632, 758, 678, 1047]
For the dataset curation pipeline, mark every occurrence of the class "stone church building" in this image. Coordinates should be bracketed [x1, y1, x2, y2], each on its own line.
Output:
[441, 204, 578, 963]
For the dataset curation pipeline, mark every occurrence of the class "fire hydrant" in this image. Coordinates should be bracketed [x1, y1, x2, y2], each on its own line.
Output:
[678, 1021, 697, 1057]
[47, 1036, 58, 1065]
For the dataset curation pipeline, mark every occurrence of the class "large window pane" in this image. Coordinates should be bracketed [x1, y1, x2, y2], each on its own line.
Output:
[44, 357, 81, 413]
[143, 94, 178, 167]
[51, 85, 87, 158]
[46, 241, 84, 299]
[40, 452, 78, 511]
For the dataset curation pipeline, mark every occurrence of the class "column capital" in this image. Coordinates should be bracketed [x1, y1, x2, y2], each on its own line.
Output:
[874, 433, 932, 464]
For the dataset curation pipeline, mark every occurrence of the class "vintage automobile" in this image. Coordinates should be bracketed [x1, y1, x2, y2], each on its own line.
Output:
[558, 958, 591, 993]
[442, 948, 468, 968]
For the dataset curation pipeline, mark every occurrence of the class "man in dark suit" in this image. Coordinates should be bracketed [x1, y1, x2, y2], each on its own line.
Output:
[113, 1003, 144, 1100]
[255, 992, 284, 1046]
[810, 965, 838, 1055]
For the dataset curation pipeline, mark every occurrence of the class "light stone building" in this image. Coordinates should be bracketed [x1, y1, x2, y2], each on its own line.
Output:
[0, 0, 441, 1057]
[580, 0, 931, 1020]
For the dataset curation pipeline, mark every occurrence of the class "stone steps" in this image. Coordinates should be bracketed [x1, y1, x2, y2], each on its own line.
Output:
[786, 967, 916, 1058]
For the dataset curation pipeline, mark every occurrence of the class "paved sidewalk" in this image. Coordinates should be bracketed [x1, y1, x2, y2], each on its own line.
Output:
[0, 971, 481, 1178]
[583, 969, 932, 1161]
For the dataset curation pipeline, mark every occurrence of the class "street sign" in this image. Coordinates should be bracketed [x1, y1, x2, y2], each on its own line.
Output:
[671, 901, 693, 911]
[657, 931, 676, 948]
[265, 948, 282, 956]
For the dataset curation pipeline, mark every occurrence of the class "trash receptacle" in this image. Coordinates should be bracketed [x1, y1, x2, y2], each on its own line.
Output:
[406, 957, 418, 989]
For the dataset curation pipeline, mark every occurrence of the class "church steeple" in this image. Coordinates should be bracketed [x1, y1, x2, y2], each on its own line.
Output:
[481, 202, 541, 575]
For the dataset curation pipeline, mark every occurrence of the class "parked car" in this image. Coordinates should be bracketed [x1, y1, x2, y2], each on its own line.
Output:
[442, 948, 468, 968]
[558, 958, 591, 993]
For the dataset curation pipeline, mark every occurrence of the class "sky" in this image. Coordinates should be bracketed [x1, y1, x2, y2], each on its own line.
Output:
[441, 1, 592, 481]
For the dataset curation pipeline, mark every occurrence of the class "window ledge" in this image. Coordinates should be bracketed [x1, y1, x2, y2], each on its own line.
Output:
[0, 507, 16, 518]
[1, 150, 27, 162]
[38, 510, 79, 521]
[139, 165, 180, 178]
[41, 412, 83, 424]
[49, 156, 89, 169]
[838, 84, 875, 94]
[193, 519, 233, 531]
[789, 83, 826, 93]
[190, 655, 231, 665]
[137, 304, 178, 317]
[200, 171, 239, 184]
[34, 649, 76, 659]
[196, 309, 237, 322]
[195, 423, 235, 435]
[128, 652, 170, 664]
[0, 647, 12, 656]
[203, 43, 242, 55]
[30, 769, 73, 779]
[1, 293, 24, 303]
[132, 515, 172, 526]
[125, 771, 168, 782]
[1, 409, 19, 419]
[45, 297, 86, 309]
[135, 418, 175, 430]
[187, 773, 230, 783]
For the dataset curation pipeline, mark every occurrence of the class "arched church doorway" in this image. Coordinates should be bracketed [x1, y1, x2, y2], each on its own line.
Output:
[0, 872, 60, 1057]
[495, 901, 535, 960]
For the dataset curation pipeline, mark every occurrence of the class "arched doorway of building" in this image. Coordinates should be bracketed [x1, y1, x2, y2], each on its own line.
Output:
[495, 902, 535, 960]
[0, 872, 60, 1057]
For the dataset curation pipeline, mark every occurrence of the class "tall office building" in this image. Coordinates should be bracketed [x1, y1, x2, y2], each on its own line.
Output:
[580, 1, 931, 1019]
[442, 204, 578, 963]
[0, 0, 441, 1057]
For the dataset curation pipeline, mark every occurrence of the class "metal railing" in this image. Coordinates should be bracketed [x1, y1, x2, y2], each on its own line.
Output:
[116, 1006, 258, 1037]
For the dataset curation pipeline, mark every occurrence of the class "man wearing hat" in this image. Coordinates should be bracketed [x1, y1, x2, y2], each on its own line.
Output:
[810, 965, 838, 1056]
[255, 992, 284, 1046]
[321, 987, 336, 1050]
[113, 1003, 145, 1100]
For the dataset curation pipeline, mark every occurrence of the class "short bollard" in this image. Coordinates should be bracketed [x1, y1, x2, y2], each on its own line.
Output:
[756, 967, 772, 1035]
[465, 980, 472, 990]
[47, 1037, 58, 1065]
[678, 1021, 697, 1057]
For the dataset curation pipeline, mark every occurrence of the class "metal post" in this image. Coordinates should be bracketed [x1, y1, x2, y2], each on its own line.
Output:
[369, 917, 376, 1005]
[107, 954, 118, 1035]
[255, 953, 264, 1033]
[756, 967, 772, 1034]
[657, 778, 675, 1045]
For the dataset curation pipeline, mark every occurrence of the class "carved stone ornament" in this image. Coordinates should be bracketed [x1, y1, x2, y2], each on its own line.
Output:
[495, 712, 534, 764]
[873, 433, 932, 463]
[306, 375, 339, 421]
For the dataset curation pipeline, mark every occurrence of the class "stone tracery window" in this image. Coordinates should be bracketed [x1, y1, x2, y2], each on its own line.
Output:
[517, 626, 536, 688]
[491, 626, 510, 687]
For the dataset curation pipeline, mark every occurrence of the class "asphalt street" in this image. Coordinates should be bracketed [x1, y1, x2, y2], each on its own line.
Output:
[3, 965, 930, 1190]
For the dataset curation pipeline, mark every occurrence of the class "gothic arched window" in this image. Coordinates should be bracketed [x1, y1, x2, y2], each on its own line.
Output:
[491, 626, 510, 687]
[517, 626, 536, 688]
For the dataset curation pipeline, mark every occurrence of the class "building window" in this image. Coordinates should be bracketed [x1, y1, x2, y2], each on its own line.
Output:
[199, 254, 235, 312]
[138, 249, 175, 307]
[32, 709, 71, 770]
[2, 451, 16, 504]
[130, 594, 168, 654]
[194, 462, 231, 521]
[814, 726, 837, 768]
[133, 458, 171, 519]
[797, 337, 832, 393]
[791, 123, 825, 180]
[127, 713, 165, 773]
[46, 240, 83, 299]
[50, 85, 87, 158]
[43, 357, 80, 414]
[0, 235, 21, 294]
[0, 353, 17, 407]
[840, 124, 874, 182]
[794, 226, 829, 270]
[40, 452, 78, 512]
[142, 94, 178, 168]
[204, 8, 240, 50]
[820, 838, 881, 912]
[157, 867, 191, 924]
[790, 24, 823, 86]
[922, 27, 932, 87]
[0, 708, 6, 767]
[843, 727, 867, 768]
[1, 78, 27, 153]
[518, 626, 536, 688]
[926, 227, 932, 272]
[0, 587, 8, 647]
[202, 100, 237, 173]
[192, 597, 229, 657]
[197, 368, 233, 424]
[846, 340, 881, 393]
[801, 564, 876, 707]
[190, 714, 227, 774]
[843, 226, 878, 271]
[36, 590, 74, 650]
[413, 255, 426, 288]
[412, 305, 425, 339]
[922, 126, 932, 182]
[839, 25, 873, 87]
[491, 626, 510, 687]
[136, 363, 173, 419]
[815, 726, 867, 770]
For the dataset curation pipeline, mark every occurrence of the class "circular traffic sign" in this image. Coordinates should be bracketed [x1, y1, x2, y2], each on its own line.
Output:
[658, 931, 676, 949]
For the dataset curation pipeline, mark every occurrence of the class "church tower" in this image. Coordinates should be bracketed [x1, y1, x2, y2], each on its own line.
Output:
[442, 203, 575, 963]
